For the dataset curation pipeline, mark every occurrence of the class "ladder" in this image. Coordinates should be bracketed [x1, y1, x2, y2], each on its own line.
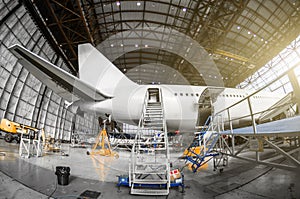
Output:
[184, 116, 220, 172]
[129, 88, 170, 195]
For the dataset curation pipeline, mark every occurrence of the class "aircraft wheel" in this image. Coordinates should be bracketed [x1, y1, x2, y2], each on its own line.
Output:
[15, 134, 21, 143]
[4, 133, 13, 143]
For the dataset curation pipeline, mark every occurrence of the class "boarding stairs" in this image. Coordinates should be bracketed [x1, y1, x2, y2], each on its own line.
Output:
[184, 116, 220, 172]
[129, 88, 170, 195]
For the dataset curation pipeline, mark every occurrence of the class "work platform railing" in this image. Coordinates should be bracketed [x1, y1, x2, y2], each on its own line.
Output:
[212, 63, 300, 172]
[129, 88, 170, 195]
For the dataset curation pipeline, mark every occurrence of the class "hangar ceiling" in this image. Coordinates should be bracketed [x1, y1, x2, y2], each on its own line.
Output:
[23, 0, 300, 87]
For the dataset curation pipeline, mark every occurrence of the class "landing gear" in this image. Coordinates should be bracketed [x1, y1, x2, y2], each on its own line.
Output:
[4, 133, 13, 143]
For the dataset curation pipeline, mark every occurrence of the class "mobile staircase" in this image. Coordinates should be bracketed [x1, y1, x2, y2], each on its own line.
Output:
[129, 88, 170, 195]
[184, 116, 220, 172]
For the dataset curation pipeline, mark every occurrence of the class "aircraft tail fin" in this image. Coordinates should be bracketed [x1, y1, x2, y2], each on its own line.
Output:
[8, 44, 110, 102]
[78, 44, 137, 96]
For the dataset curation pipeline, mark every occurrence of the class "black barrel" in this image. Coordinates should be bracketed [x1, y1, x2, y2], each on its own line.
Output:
[55, 166, 70, 186]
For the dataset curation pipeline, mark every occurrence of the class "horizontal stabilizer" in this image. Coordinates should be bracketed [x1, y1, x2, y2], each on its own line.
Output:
[9, 44, 111, 102]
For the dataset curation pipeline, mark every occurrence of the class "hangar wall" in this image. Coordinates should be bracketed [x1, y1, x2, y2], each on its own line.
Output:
[0, 1, 99, 140]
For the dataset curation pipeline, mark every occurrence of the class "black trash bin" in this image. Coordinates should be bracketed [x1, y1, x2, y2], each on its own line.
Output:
[55, 166, 70, 186]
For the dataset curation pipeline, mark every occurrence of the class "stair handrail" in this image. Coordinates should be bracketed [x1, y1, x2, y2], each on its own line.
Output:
[130, 89, 149, 187]
[158, 87, 170, 189]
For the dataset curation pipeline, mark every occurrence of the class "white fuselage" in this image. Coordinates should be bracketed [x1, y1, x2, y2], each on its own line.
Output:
[80, 84, 283, 132]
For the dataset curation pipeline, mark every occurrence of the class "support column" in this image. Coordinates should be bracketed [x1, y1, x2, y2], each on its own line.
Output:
[288, 70, 300, 113]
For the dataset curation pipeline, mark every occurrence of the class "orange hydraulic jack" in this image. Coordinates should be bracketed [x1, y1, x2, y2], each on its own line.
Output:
[87, 127, 119, 158]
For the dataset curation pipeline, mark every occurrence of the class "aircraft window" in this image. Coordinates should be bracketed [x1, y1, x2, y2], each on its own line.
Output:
[175, 93, 177, 96]
[191, 93, 194, 96]
[196, 93, 199, 97]
[230, 94, 232, 97]
[226, 94, 228, 97]
[180, 93, 183, 96]
[233, 95, 236, 97]
[186, 93, 188, 96]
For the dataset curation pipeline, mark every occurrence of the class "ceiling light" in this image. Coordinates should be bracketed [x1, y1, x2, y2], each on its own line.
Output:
[182, 7, 187, 12]
[144, 44, 148, 47]
[116, 1, 120, 6]
[110, 44, 114, 47]
[237, 26, 241, 29]
[265, 41, 268, 44]
[248, 31, 251, 34]
[135, 44, 139, 47]
[120, 43, 123, 47]
[137, 2, 141, 6]
[123, 68, 126, 72]
[253, 34, 257, 37]
[261, 38, 264, 41]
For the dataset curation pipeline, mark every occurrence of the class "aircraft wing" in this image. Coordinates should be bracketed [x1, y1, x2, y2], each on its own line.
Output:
[9, 44, 111, 102]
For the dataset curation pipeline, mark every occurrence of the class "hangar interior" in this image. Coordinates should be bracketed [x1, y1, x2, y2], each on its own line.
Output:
[0, 0, 300, 198]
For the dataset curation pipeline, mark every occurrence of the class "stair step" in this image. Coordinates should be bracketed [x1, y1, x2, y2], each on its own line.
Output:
[147, 102, 161, 106]
[131, 188, 169, 195]
[143, 123, 163, 128]
[135, 160, 167, 165]
[144, 118, 163, 121]
[146, 107, 162, 109]
[142, 128, 163, 131]
[134, 170, 167, 174]
[138, 147, 167, 151]
[133, 179, 168, 184]
[145, 112, 162, 115]
[139, 140, 166, 144]
[143, 122, 163, 125]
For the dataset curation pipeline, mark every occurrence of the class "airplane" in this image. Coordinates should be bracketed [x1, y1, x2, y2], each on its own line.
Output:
[8, 44, 285, 132]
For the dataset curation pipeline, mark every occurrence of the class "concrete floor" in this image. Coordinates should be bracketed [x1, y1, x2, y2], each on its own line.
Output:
[0, 138, 299, 199]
